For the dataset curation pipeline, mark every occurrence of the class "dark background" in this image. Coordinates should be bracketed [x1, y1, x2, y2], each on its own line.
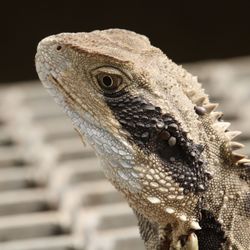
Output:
[1, 1, 250, 83]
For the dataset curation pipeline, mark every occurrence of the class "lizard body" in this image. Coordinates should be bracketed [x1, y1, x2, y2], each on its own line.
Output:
[35, 29, 250, 250]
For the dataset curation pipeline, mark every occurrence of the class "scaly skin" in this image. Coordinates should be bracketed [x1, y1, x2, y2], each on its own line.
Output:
[35, 29, 250, 250]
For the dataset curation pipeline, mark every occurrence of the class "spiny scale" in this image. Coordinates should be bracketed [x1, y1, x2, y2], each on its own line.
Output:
[229, 141, 244, 151]
[226, 130, 242, 140]
[194, 96, 206, 106]
[210, 111, 223, 122]
[203, 103, 218, 113]
[232, 152, 246, 163]
[196, 98, 248, 166]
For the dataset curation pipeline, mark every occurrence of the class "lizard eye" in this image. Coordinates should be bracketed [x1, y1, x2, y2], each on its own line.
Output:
[91, 66, 130, 95]
[96, 73, 122, 92]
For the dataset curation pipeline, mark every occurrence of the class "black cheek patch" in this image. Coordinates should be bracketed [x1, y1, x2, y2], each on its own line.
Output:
[105, 92, 210, 194]
[196, 209, 227, 250]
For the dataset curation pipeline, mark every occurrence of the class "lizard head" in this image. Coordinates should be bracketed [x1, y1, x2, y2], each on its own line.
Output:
[36, 29, 210, 230]
[35, 29, 160, 191]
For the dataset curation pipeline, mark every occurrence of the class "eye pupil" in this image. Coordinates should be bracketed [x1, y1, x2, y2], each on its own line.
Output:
[96, 72, 122, 93]
[102, 75, 113, 87]
[56, 45, 62, 51]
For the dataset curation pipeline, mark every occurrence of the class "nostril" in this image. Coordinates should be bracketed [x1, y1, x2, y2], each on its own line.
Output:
[56, 45, 62, 51]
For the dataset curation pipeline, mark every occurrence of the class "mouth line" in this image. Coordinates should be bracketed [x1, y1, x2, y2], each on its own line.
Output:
[48, 73, 83, 110]
[47, 73, 102, 129]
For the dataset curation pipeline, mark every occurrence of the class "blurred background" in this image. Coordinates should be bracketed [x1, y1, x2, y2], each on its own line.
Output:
[0, 1, 250, 250]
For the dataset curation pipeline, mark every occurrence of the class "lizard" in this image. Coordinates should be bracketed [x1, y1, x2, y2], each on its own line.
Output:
[35, 29, 250, 250]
